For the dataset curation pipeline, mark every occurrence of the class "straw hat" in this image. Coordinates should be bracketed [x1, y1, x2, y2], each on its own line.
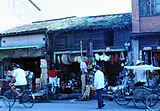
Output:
[68, 53, 77, 63]
[61, 54, 72, 65]
[136, 60, 143, 65]
[57, 55, 61, 64]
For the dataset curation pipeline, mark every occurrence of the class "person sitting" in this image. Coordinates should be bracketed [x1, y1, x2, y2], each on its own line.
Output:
[48, 65, 60, 95]
[133, 60, 147, 87]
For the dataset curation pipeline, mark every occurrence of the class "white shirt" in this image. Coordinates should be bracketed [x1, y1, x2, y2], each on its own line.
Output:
[12, 68, 27, 86]
[133, 68, 147, 84]
[94, 70, 105, 90]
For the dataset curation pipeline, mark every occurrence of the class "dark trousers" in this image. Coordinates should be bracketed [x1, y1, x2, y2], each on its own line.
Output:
[96, 88, 104, 108]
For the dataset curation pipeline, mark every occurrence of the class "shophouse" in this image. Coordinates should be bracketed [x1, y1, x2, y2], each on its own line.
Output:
[0, 13, 132, 94]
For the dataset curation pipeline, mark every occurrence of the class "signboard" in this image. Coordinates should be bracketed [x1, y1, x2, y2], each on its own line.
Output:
[143, 47, 152, 50]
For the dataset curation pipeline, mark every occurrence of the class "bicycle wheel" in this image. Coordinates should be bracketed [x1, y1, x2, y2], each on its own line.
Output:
[114, 88, 131, 106]
[0, 96, 11, 111]
[133, 88, 150, 109]
[21, 91, 35, 108]
[146, 94, 160, 111]
[3, 90, 16, 107]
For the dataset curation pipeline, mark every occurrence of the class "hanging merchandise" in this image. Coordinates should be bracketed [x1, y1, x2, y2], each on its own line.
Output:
[86, 40, 93, 58]
[143, 52, 149, 65]
[86, 40, 90, 57]
[114, 53, 120, 63]
[157, 53, 160, 60]
[77, 56, 82, 63]
[124, 56, 129, 65]
[94, 53, 100, 61]
[57, 55, 61, 64]
[89, 42, 93, 57]
[61, 54, 67, 64]
[92, 57, 96, 66]
[86, 59, 92, 69]
[68, 53, 77, 63]
[61, 54, 72, 65]
[119, 52, 125, 61]
[99, 53, 110, 61]
[110, 55, 115, 65]
[106, 55, 111, 61]
[99, 54, 103, 61]
[74, 56, 78, 62]
[103, 53, 110, 61]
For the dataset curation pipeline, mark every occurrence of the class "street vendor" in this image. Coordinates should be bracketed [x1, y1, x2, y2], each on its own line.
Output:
[133, 60, 147, 86]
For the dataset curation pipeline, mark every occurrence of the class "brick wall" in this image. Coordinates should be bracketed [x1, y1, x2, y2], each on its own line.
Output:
[140, 16, 160, 32]
[132, 0, 140, 32]
[132, 0, 160, 32]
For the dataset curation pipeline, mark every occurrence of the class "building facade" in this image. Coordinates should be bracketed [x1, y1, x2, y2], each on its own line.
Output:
[131, 0, 160, 66]
[0, 13, 132, 94]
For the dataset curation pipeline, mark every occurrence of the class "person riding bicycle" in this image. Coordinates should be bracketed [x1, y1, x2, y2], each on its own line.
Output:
[133, 60, 147, 87]
[9, 63, 27, 97]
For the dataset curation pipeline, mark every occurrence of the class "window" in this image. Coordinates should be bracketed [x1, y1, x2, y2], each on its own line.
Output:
[156, 0, 160, 13]
[139, 0, 160, 17]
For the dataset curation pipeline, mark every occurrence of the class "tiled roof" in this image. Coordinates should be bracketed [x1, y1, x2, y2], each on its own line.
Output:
[0, 13, 131, 35]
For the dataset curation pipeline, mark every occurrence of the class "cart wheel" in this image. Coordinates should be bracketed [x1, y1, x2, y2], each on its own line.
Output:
[3, 90, 16, 107]
[114, 88, 131, 106]
[21, 91, 35, 108]
[0, 96, 11, 111]
[146, 94, 160, 111]
[133, 88, 150, 109]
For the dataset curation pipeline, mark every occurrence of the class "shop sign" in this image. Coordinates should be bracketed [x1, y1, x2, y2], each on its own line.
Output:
[143, 47, 152, 50]
[40, 59, 47, 68]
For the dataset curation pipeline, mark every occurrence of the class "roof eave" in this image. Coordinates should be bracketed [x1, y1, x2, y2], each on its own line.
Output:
[0, 28, 47, 37]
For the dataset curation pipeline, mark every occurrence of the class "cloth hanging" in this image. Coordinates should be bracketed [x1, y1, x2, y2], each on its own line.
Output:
[143, 52, 149, 65]
[114, 53, 120, 63]
[110, 55, 115, 65]
[95, 53, 100, 61]
[119, 52, 125, 61]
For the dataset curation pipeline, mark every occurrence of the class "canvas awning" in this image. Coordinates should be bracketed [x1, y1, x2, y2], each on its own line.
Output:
[0, 44, 45, 50]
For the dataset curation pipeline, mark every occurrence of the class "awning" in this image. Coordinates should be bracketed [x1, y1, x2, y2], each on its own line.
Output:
[0, 44, 45, 50]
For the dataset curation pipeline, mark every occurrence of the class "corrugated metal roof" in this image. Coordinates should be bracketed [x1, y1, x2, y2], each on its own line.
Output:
[0, 13, 131, 35]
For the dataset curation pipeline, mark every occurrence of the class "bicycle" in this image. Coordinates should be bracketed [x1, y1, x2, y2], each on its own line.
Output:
[0, 96, 11, 111]
[145, 85, 160, 111]
[3, 84, 35, 108]
[114, 72, 150, 109]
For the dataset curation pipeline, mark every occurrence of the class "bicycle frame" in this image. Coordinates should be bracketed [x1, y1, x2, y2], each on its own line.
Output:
[3, 85, 35, 108]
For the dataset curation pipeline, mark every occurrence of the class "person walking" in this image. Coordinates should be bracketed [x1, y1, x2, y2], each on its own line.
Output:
[93, 65, 105, 109]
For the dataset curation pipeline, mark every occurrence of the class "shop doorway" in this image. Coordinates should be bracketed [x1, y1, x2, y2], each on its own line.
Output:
[11, 57, 42, 78]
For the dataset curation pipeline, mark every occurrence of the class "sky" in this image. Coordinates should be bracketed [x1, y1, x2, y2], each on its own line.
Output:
[0, 0, 132, 31]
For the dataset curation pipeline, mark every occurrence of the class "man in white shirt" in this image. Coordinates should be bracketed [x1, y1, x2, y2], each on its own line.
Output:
[9, 64, 27, 97]
[94, 65, 105, 109]
[133, 60, 147, 86]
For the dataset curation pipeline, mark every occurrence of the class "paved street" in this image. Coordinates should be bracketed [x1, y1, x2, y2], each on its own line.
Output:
[10, 99, 151, 111]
